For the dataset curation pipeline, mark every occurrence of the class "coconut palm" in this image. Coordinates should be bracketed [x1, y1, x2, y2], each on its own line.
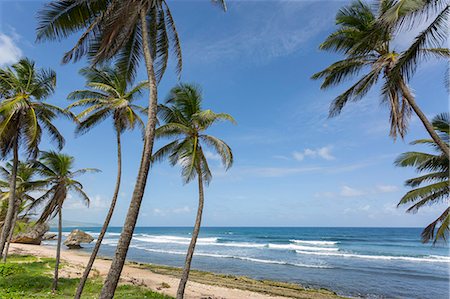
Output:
[395, 113, 449, 244]
[29, 151, 98, 291]
[37, 2, 226, 297]
[154, 84, 234, 299]
[0, 161, 46, 262]
[312, 0, 449, 158]
[67, 65, 146, 298]
[0, 58, 71, 259]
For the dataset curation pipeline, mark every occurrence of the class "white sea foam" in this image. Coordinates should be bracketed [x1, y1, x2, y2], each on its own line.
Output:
[130, 246, 330, 268]
[290, 240, 338, 246]
[268, 243, 339, 251]
[132, 234, 266, 249]
[295, 250, 450, 263]
[133, 234, 218, 245]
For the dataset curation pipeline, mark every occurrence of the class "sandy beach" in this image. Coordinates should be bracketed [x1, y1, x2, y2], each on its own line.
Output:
[9, 243, 343, 299]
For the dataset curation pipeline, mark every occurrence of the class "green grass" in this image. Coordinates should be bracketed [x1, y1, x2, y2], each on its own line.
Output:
[0, 255, 172, 299]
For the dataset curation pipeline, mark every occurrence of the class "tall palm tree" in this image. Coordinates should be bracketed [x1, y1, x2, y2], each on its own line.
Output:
[0, 58, 71, 258]
[154, 84, 234, 299]
[37, 2, 226, 297]
[30, 151, 98, 291]
[312, 0, 449, 158]
[0, 161, 45, 262]
[395, 113, 449, 244]
[67, 65, 146, 299]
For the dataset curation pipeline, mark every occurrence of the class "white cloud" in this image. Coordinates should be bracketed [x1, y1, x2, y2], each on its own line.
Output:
[314, 191, 335, 199]
[293, 146, 335, 161]
[376, 185, 399, 193]
[0, 33, 22, 66]
[173, 206, 191, 214]
[64, 194, 109, 210]
[344, 204, 371, 214]
[152, 206, 192, 216]
[340, 185, 365, 197]
[153, 208, 166, 216]
[204, 151, 221, 161]
[292, 151, 305, 161]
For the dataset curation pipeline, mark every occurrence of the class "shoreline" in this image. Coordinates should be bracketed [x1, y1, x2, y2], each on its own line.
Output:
[9, 243, 345, 299]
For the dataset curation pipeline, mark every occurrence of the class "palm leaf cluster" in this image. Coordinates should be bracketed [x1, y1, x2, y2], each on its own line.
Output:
[396, 113, 449, 243]
[312, 0, 449, 144]
[0, 161, 45, 222]
[36, 0, 184, 82]
[154, 84, 234, 184]
[312, 0, 414, 139]
[0, 58, 72, 157]
[380, 0, 449, 86]
[68, 66, 146, 135]
[29, 151, 98, 223]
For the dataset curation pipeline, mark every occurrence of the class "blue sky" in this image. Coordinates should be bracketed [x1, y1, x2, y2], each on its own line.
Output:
[0, 1, 447, 227]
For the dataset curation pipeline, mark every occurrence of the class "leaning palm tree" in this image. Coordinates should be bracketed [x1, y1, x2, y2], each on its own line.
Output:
[30, 151, 98, 291]
[0, 161, 45, 262]
[37, 2, 226, 297]
[0, 58, 71, 258]
[67, 65, 146, 299]
[395, 113, 449, 244]
[154, 84, 234, 299]
[312, 0, 449, 158]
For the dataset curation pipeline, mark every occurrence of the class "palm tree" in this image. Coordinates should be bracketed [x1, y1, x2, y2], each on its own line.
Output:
[0, 58, 71, 259]
[36, 2, 226, 297]
[30, 151, 98, 291]
[395, 113, 449, 244]
[153, 84, 234, 299]
[312, 0, 449, 158]
[67, 65, 146, 299]
[0, 161, 45, 262]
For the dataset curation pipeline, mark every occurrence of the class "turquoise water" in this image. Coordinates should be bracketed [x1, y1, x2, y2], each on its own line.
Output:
[50, 227, 449, 298]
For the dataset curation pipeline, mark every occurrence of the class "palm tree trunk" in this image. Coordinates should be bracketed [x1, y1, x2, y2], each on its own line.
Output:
[2, 201, 19, 263]
[399, 79, 450, 158]
[74, 130, 122, 299]
[99, 8, 159, 299]
[53, 206, 62, 291]
[0, 136, 19, 258]
[176, 167, 204, 299]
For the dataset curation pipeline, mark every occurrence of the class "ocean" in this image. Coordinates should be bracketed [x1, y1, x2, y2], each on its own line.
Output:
[47, 227, 450, 299]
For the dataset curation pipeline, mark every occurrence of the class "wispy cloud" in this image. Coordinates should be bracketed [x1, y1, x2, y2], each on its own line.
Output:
[65, 194, 109, 210]
[293, 146, 335, 161]
[0, 33, 22, 66]
[152, 206, 192, 217]
[340, 185, 365, 197]
[314, 183, 401, 200]
[204, 150, 221, 161]
[376, 185, 399, 193]
[185, 1, 335, 65]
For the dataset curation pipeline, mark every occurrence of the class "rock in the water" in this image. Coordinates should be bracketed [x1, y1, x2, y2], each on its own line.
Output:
[64, 229, 94, 249]
[42, 233, 57, 241]
[11, 222, 49, 245]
